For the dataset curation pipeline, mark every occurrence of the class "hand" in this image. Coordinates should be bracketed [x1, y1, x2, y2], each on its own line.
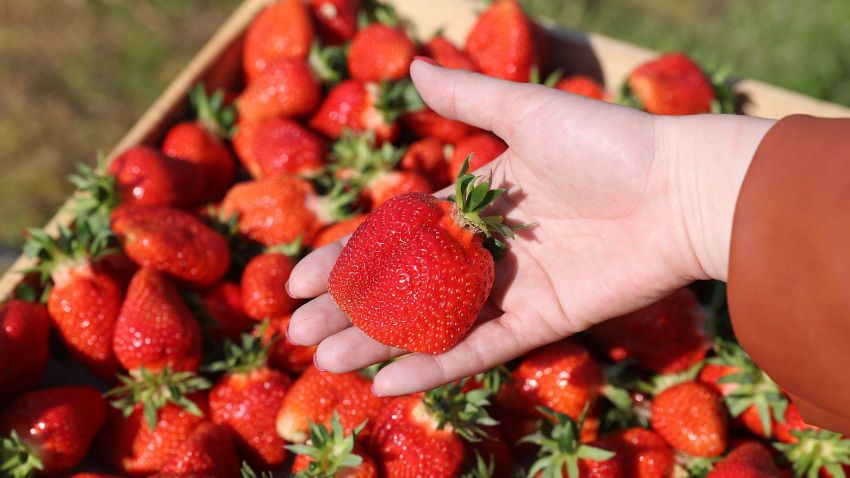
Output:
[285, 59, 775, 396]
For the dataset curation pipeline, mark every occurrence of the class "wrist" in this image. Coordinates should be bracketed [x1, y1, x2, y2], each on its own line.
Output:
[658, 114, 775, 282]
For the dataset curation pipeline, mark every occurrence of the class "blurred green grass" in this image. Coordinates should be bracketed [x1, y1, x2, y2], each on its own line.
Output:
[1, 0, 848, 271]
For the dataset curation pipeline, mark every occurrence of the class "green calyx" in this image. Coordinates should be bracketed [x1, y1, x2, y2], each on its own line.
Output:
[286, 412, 366, 477]
[104, 366, 211, 430]
[422, 379, 499, 443]
[529, 65, 564, 88]
[308, 41, 349, 86]
[0, 431, 43, 478]
[473, 365, 512, 395]
[190, 84, 236, 138]
[372, 79, 425, 124]
[599, 361, 650, 432]
[522, 406, 616, 478]
[706, 64, 737, 114]
[775, 429, 850, 478]
[461, 452, 497, 478]
[23, 220, 113, 285]
[617, 81, 644, 111]
[204, 321, 273, 375]
[66, 153, 119, 234]
[710, 340, 787, 437]
[241, 461, 274, 478]
[637, 360, 704, 397]
[330, 129, 404, 180]
[358, 0, 401, 28]
[266, 236, 305, 258]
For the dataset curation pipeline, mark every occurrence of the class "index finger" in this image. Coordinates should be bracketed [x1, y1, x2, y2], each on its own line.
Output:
[287, 240, 345, 299]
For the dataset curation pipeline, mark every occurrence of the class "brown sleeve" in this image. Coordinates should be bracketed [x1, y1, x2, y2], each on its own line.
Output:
[729, 114, 850, 433]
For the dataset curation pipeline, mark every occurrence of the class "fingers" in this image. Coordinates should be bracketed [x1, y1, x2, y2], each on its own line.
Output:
[287, 241, 344, 299]
[287, 293, 351, 346]
[313, 327, 407, 373]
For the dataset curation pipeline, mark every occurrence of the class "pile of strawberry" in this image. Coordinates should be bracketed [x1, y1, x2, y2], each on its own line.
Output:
[0, 0, 844, 477]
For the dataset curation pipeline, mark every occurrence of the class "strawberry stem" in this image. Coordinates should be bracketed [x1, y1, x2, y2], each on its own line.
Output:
[190, 84, 236, 138]
[422, 379, 499, 443]
[204, 321, 274, 375]
[285, 413, 366, 477]
[0, 430, 43, 478]
[104, 367, 210, 429]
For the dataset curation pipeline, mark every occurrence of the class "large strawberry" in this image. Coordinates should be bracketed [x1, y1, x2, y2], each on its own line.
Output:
[0, 387, 106, 477]
[208, 325, 293, 469]
[288, 413, 376, 478]
[347, 23, 416, 82]
[113, 267, 203, 373]
[425, 35, 477, 71]
[155, 422, 240, 478]
[584, 287, 709, 374]
[232, 117, 326, 178]
[237, 59, 321, 122]
[111, 205, 230, 288]
[708, 441, 779, 478]
[0, 300, 49, 404]
[369, 381, 497, 478]
[595, 427, 674, 478]
[201, 281, 255, 341]
[243, 0, 314, 82]
[310, 0, 360, 44]
[241, 244, 301, 321]
[277, 366, 388, 444]
[329, 160, 521, 353]
[622, 53, 720, 115]
[465, 0, 533, 82]
[161, 86, 236, 202]
[449, 133, 507, 178]
[107, 145, 205, 208]
[25, 224, 122, 380]
[650, 381, 728, 457]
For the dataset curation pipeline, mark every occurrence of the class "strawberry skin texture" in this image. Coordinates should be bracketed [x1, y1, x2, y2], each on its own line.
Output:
[312, 214, 368, 248]
[243, 0, 313, 82]
[370, 394, 467, 478]
[292, 447, 378, 478]
[584, 287, 709, 374]
[210, 366, 292, 469]
[627, 53, 715, 115]
[109, 145, 204, 208]
[310, 0, 360, 44]
[0, 386, 106, 476]
[402, 107, 478, 143]
[348, 24, 416, 82]
[237, 59, 321, 122]
[277, 366, 389, 443]
[241, 252, 299, 321]
[400, 137, 451, 188]
[426, 35, 478, 71]
[264, 314, 316, 375]
[233, 117, 326, 178]
[368, 170, 432, 209]
[465, 0, 533, 82]
[310, 80, 399, 143]
[111, 205, 230, 288]
[47, 262, 122, 380]
[201, 281, 255, 341]
[449, 133, 507, 178]
[556, 75, 607, 100]
[498, 339, 603, 421]
[651, 381, 728, 457]
[112, 267, 203, 373]
[162, 121, 235, 202]
[596, 427, 674, 478]
[155, 422, 240, 478]
[329, 193, 494, 354]
[0, 300, 49, 404]
[707, 441, 780, 478]
[220, 175, 328, 246]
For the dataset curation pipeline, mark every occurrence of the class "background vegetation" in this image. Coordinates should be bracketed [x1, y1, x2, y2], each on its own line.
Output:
[2, 0, 848, 272]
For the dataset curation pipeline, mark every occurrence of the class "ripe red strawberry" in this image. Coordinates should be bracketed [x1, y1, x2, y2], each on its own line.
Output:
[329, 161, 520, 353]
[498, 340, 602, 421]
[113, 267, 203, 373]
[369, 382, 498, 478]
[556, 75, 607, 100]
[773, 402, 818, 444]
[237, 59, 321, 123]
[0, 300, 49, 404]
[241, 250, 300, 321]
[584, 288, 709, 374]
[426, 35, 478, 71]
[67, 473, 124, 478]
[277, 366, 389, 444]
[155, 422, 240, 478]
[289, 414, 377, 478]
[651, 381, 728, 457]
[103, 145, 205, 209]
[403, 107, 479, 143]
[243, 0, 314, 82]
[312, 214, 368, 248]
[624, 53, 715, 115]
[201, 281, 255, 341]
[208, 326, 292, 469]
[708, 441, 779, 478]
[449, 133, 507, 178]
[162, 86, 236, 202]
[465, 0, 533, 82]
[596, 427, 674, 478]
[348, 23, 416, 82]
[264, 314, 316, 374]
[111, 205, 230, 288]
[25, 224, 122, 380]
[310, 0, 360, 44]
[0, 386, 106, 477]
[220, 175, 352, 246]
[233, 117, 326, 178]
[368, 170, 432, 208]
[400, 137, 451, 188]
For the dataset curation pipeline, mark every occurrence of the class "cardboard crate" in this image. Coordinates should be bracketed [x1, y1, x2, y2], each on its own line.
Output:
[1, 0, 848, 299]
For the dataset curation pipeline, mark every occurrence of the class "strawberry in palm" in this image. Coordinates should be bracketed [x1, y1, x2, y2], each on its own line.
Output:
[329, 158, 523, 353]
[650, 381, 728, 457]
[232, 117, 326, 178]
[242, 0, 314, 82]
[0, 386, 106, 477]
[465, 0, 534, 82]
[25, 223, 122, 380]
[0, 300, 49, 404]
[208, 324, 293, 469]
[288, 413, 376, 478]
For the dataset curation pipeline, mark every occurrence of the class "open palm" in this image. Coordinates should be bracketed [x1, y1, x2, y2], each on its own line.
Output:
[286, 60, 772, 396]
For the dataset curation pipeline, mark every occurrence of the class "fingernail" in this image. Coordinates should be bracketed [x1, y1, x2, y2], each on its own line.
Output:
[414, 55, 439, 66]
[371, 383, 385, 397]
[285, 280, 296, 298]
[284, 320, 292, 341]
[313, 353, 326, 372]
